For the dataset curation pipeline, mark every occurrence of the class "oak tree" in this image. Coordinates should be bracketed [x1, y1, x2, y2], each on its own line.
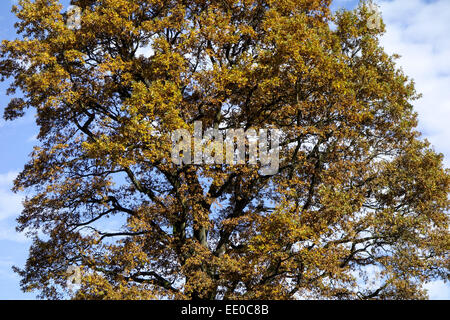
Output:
[1, 0, 449, 299]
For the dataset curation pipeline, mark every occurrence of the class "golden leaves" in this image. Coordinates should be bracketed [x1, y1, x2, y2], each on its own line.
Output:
[0, 0, 448, 300]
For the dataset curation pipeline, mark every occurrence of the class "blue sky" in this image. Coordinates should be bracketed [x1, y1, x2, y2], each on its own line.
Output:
[0, 0, 449, 299]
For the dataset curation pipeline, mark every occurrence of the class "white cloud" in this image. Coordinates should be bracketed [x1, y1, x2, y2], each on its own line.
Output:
[0, 171, 28, 243]
[424, 280, 450, 300]
[0, 171, 22, 221]
[0, 224, 27, 242]
[135, 44, 154, 58]
[378, 0, 450, 300]
[0, 172, 18, 186]
[334, 0, 450, 300]
[378, 0, 450, 167]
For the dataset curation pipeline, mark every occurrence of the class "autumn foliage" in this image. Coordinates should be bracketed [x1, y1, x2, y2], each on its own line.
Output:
[0, 0, 449, 299]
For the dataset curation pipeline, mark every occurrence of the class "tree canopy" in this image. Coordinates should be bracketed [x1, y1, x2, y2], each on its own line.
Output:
[0, 0, 448, 299]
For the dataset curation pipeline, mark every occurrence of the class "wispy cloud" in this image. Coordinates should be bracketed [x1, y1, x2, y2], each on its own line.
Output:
[378, 0, 450, 167]
[0, 171, 21, 221]
[424, 280, 450, 300]
[375, 0, 450, 299]
[0, 171, 28, 243]
[334, 0, 450, 299]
